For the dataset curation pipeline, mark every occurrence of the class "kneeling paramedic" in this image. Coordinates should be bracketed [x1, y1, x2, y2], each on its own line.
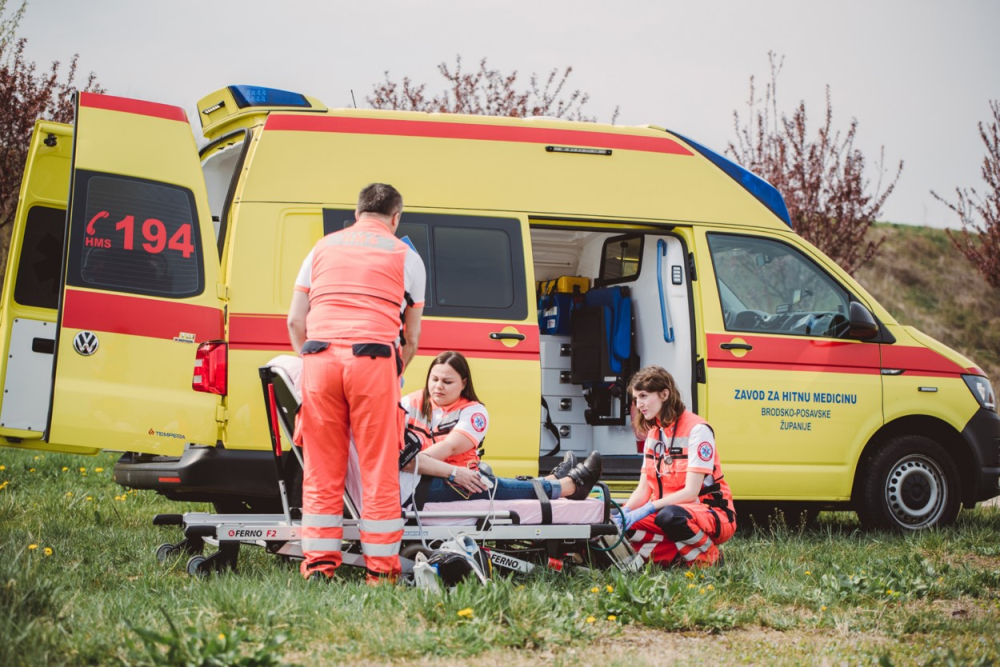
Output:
[618, 366, 736, 566]
[287, 183, 425, 583]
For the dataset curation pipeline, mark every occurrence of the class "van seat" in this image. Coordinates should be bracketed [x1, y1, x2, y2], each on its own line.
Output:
[583, 286, 633, 375]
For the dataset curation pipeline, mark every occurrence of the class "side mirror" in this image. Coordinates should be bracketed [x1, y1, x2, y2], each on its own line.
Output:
[848, 301, 879, 340]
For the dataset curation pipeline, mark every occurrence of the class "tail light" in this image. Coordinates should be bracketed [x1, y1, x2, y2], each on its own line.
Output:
[193, 341, 227, 395]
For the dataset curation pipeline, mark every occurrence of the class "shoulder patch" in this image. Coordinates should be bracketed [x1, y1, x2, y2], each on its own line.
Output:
[471, 413, 487, 433]
[697, 442, 714, 462]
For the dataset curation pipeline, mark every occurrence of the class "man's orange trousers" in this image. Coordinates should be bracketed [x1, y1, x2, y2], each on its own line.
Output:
[297, 342, 404, 581]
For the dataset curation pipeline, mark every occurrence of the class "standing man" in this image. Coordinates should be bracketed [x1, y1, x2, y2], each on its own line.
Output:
[287, 183, 425, 584]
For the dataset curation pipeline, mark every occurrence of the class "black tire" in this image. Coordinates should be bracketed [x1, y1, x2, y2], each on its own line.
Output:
[186, 555, 210, 578]
[155, 543, 176, 564]
[856, 435, 961, 531]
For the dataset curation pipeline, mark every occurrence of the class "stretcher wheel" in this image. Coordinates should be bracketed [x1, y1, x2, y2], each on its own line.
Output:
[186, 555, 210, 578]
[155, 543, 177, 564]
[400, 544, 433, 561]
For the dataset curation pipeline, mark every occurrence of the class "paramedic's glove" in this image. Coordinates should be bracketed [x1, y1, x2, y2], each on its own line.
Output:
[612, 511, 624, 532]
[623, 502, 657, 531]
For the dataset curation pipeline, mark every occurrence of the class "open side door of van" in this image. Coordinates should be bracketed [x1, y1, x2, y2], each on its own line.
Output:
[44, 93, 224, 456]
[0, 121, 97, 453]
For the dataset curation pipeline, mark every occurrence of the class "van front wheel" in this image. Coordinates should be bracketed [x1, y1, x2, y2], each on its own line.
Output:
[856, 435, 960, 531]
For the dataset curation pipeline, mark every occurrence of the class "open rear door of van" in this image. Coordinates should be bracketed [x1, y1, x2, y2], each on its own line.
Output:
[45, 93, 224, 456]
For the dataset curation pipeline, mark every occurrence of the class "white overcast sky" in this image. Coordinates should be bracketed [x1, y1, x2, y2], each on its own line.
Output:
[15, 0, 1000, 228]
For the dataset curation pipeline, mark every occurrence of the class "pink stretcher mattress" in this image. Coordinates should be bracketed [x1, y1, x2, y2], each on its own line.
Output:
[418, 497, 605, 525]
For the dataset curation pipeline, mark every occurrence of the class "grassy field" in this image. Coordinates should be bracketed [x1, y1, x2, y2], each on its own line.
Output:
[2, 448, 998, 666]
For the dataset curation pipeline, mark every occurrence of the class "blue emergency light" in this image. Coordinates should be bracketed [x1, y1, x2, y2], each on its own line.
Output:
[228, 85, 311, 109]
[670, 131, 793, 229]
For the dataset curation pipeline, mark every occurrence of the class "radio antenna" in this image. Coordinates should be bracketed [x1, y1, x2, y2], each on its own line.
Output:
[351, 90, 357, 109]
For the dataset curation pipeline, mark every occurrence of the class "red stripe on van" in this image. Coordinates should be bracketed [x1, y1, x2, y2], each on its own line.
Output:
[62, 290, 223, 342]
[228, 314, 540, 360]
[880, 344, 969, 377]
[706, 334, 880, 375]
[79, 92, 188, 123]
[265, 115, 693, 156]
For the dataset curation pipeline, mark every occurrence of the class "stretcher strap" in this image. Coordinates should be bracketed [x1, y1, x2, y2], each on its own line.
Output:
[531, 479, 553, 525]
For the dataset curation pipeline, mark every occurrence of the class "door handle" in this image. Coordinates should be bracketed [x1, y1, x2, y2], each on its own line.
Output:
[489, 332, 525, 341]
[720, 342, 753, 351]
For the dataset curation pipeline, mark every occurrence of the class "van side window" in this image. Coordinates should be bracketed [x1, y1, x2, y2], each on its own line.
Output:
[707, 233, 851, 338]
[598, 234, 644, 286]
[65, 171, 204, 298]
[323, 210, 526, 320]
[13, 206, 65, 310]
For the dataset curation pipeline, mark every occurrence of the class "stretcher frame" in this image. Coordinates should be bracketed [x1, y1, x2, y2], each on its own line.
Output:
[151, 365, 639, 578]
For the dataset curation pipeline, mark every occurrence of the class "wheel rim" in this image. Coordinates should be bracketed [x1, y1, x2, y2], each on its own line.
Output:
[884, 454, 948, 529]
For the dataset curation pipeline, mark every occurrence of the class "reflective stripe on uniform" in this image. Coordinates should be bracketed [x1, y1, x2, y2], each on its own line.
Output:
[361, 541, 401, 557]
[302, 537, 343, 552]
[359, 517, 405, 533]
[303, 513, 344, 528]
[677, 529, 707, 546]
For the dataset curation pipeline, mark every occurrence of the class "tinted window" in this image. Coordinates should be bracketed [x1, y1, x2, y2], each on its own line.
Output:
[66, 171, 204, 298]
[322, 209, 526, 320]
[598, 234, 643, 285]
[14, 206, 65, 310]
[708, 233, 851, 338]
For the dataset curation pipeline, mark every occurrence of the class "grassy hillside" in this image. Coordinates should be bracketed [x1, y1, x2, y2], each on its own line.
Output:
[855, 223, 1000, 395]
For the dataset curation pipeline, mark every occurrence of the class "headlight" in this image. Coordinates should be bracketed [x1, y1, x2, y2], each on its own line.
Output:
[962, 374, 997, 412]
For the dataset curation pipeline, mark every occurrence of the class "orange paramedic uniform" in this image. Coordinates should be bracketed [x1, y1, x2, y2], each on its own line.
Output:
[294, 217, 426, 581]
[400, 391, 487, 471]
[628, 410, 736, 566]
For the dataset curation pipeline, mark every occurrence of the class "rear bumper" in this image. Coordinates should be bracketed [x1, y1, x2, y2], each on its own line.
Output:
[963, 408, 1000, 502]
[113, 446, 279, 504]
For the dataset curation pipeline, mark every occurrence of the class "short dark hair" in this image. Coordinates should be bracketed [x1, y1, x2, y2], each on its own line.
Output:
[357, 183, 403, 217]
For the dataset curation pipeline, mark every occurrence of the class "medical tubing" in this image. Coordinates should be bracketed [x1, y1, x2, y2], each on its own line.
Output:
[656, 239, 675, 343]
[589, 495, 627, 552]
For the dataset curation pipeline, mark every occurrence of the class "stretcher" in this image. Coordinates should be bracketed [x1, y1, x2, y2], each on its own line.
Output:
[152, 358, 642, 579]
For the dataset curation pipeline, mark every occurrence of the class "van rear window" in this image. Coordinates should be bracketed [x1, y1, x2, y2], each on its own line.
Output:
[65, 171, 204, 298]
[14, 205, 65, 310]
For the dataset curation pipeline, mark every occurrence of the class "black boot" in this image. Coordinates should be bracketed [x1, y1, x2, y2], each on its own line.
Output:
[566, 452, 602, 500]
[549, 451, 577, 479]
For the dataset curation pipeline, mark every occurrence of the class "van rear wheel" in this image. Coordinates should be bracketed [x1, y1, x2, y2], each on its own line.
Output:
[856, 435, 960, 531]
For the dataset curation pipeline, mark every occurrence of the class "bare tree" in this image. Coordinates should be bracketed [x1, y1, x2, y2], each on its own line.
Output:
[728, 53, 902, 275]
[368, 55, 618, 123]
[932, 101, 1000, 289]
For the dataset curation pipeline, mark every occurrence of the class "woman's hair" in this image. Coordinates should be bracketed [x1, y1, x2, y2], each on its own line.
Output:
[421, 351, 481, 421]
[628, 365, 686, 433]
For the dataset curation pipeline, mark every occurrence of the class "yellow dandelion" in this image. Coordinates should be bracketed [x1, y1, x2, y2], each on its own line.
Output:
[457, 608, 473, 618]
[0, 481, 8, 490]
[590, 586, 600, 593]
[33, 456, 39, 461]
[700, 573, 705, 579]
[821, 605, 827, 611]
[28, 544, 38, 550]
[707, 584, 715, 591]
[29, 468, 35, 472]
[94, 467, 104, 473]
[0, 465, 5, 470]
[687, 583, 696, 589]
[607, 615, 617, 621]
[79, 467, 86, 473]
[217, 633, 226, 641]
[606, 584, 614, 593]
[43, 547, 52, 556]
[61, 466, 68, 472]
[65, 492, 73, 497]
[886, 589, 894, 596]
[698, 588, 706, 595]
[86, 496, 93, 501]
[805, 571, 811, 576]
[685, 571, 695, 579]
[586, 616, 596, 623]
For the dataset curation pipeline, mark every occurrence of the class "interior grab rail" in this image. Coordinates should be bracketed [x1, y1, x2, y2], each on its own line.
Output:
[656, 239, 675, 343]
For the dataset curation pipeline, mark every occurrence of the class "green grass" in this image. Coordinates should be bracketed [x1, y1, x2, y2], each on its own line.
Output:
[1, 449, 999, 666]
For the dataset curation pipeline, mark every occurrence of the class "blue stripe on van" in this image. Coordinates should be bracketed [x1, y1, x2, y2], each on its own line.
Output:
[668, 132, 792, 229]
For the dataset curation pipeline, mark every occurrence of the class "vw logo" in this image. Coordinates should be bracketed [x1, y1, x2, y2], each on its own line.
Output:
[72, 331, 99, 356]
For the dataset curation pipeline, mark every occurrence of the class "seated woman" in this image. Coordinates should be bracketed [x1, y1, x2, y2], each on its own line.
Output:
[617, 366, 736, 567]
[399, 350, 602, 507]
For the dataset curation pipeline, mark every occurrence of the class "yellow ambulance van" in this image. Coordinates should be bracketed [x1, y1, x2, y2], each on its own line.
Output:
[1, 86, 997, 530]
